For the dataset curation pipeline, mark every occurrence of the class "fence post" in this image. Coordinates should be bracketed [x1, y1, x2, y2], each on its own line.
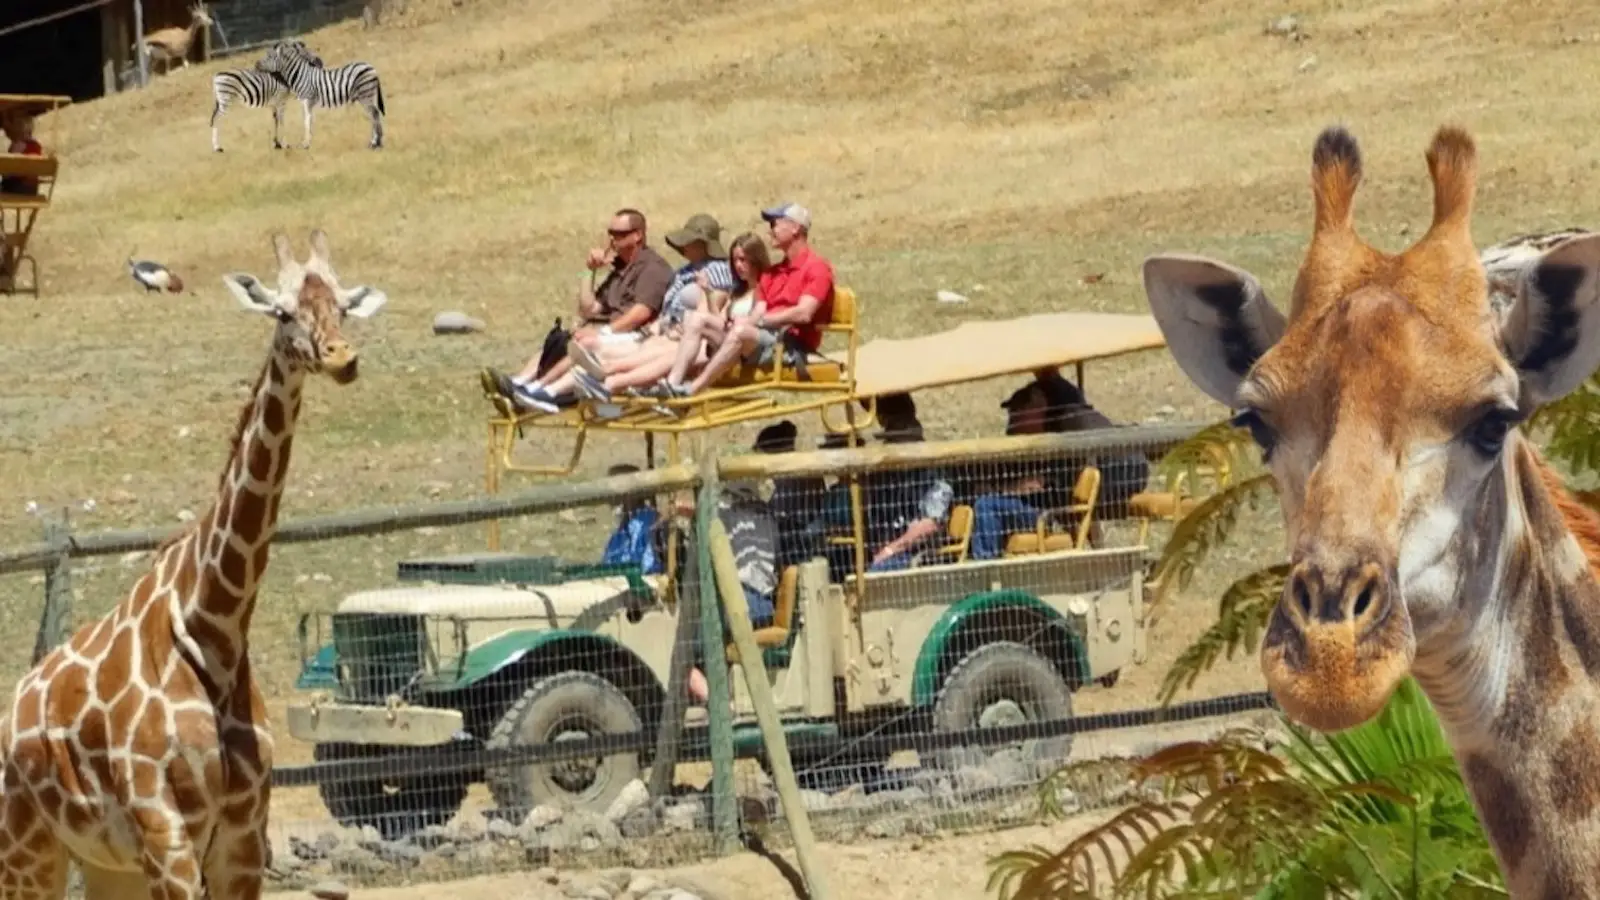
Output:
[694, 455, 740, 856]
[708, 517, 832, 900]
[131, 0, 150, 87]
[32, 514, 73, 666]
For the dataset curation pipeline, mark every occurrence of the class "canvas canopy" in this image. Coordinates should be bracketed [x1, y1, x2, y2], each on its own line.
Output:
[850, 311, 1166, 398]
[0, 95, 71, 120]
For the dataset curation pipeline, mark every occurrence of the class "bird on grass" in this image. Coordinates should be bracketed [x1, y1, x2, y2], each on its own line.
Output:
[127, 256, 184, 293]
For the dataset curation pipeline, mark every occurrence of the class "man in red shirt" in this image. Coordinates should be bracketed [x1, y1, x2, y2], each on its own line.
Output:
[665, 202, 835, 396]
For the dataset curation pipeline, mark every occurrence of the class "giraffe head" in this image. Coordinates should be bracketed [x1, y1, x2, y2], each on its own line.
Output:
[1141, 124, 1600, 733]
[221, 229, 387, 383]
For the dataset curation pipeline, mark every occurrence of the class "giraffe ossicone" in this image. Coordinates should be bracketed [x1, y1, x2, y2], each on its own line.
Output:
[1143, 124, 1600, 897]
[0, 228, 386, 900]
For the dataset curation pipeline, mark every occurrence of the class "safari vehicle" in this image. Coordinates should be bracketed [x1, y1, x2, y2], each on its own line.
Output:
[287, 293, 1199, 834]
[0, 94, 70, 297]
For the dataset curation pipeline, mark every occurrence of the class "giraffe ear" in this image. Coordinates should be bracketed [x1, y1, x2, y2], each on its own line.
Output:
[222, 273, 282, 315]
[1501, 233, 1600, 408]
[337, 285, 388, 319]
[1142, 254, 1287, 407]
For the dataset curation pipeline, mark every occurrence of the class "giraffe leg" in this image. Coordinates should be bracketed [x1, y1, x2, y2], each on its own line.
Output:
[202, 820, 267, 900]
[130, 812, 204, 900]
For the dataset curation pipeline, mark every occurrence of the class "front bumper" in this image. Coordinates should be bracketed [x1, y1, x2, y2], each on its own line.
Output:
[286, 694, 464, 747]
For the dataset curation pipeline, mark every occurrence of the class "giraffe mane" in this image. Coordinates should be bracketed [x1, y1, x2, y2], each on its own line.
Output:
[154, 356, 275, 556]
[1533, 452, 1600, 579]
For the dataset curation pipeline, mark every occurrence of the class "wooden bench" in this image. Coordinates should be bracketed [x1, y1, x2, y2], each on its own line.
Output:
[0, 153, 60, 297]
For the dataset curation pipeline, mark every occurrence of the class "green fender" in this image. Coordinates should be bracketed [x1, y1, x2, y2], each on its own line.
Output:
[910, 590, 1090, 707]
[430, 628, 652, 692]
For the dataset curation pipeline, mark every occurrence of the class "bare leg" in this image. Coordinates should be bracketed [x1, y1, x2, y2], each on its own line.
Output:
[665, 311, 722, 387]
[688, 323, 759, 394]
[608, 343, 706, 392]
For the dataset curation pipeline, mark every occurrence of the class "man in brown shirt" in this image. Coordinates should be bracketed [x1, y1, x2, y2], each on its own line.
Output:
[487, 208, 674, 411]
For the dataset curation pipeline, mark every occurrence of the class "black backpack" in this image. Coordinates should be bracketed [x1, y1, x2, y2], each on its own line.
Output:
[534, 318, 571, 379]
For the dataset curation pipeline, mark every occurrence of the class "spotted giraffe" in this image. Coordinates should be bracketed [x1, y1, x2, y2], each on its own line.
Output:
[1142, 125, 1600, 898]
[0, 229, 388, 899]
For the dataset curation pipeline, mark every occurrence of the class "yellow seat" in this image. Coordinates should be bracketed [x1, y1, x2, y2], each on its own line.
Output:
[912, 504, 974, 566]
[726, 564, 800, 663]
[0, 153, 59, 297]
[711, 286, 859, 388]
[1004, 467, 1102, 556]
[1130, 459, 1231, 543]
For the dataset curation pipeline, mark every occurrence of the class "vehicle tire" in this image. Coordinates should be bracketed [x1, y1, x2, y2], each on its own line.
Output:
[484, 671, 643, 820]
[313, 741, 469, 840]
[929, 641, 1075, 779]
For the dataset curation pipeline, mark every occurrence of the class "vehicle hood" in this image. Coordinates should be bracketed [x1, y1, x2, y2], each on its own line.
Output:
[333, 575, 660, 624]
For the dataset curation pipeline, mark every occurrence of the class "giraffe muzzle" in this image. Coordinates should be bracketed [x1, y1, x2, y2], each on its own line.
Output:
[1259, 556, 1415, 733]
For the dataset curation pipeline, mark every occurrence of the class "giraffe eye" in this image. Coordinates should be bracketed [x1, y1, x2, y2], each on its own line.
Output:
[274, 308, 293, 324]
[1466, 408, 1520, 457]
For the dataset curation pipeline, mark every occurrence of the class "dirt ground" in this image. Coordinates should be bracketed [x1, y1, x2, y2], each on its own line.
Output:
[321, 812, 1125, 900]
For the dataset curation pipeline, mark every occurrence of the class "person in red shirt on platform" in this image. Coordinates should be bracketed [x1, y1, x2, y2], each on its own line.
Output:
[1, 112, 44, 196]
[661, 202, 835, 396]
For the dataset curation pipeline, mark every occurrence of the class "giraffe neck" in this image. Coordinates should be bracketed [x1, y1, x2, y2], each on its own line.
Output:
[1409, 437, 1600, 898]
[181, 348, 304, 684]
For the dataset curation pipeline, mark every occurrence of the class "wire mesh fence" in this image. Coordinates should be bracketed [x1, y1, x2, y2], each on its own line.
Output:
[0, 413, 1288, 893]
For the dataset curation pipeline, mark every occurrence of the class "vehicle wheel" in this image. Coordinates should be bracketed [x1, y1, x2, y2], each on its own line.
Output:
[485, 671, 643, 820]
[930, 641, 1075, 778]
[313, 742, 469, 840]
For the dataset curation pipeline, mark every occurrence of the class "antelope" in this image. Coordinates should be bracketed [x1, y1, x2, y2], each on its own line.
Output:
[136, 3, 214, 77]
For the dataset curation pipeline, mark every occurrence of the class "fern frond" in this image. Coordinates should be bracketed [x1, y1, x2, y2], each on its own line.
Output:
[1156, 563, 1290, 706]
[1154, 419, 1262, 487]
[986, 801, 1192, 900]
[1525, 373, 1600, 478]
[1036, 756, 1141, 820]
[1148, 474, 1278, 618]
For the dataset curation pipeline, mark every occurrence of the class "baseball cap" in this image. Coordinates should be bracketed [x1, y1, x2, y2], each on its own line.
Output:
[761, 202, 812, 230]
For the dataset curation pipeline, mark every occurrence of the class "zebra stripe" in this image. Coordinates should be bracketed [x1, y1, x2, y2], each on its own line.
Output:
[209, 65, 297, 153]
[259, 41, 387, 150]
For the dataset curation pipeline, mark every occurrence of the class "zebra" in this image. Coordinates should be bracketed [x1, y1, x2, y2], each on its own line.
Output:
[209, 43, 323, 153]
[257, 39, 387, 150]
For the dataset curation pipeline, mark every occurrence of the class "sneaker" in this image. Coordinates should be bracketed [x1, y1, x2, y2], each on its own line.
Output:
[567, 342, 608, 381]
[512, 384, 559, 414]
[663, 382, 694, 399]
[573, 370, 613, 403]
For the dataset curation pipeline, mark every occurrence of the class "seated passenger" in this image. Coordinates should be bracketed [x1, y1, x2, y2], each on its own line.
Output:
[483, 208, 673, 412]
[752, 419, 826, 570]
[567, 228, 762, 406]
[967, 369, 1152, 558]
[683, 483, 780, 705]
[550, 213, 735, 403]
[1, 112, 43, 196]
[599, 465, 665, 575]
[846, 394, 956, 572]
[659, 203, 834, 397]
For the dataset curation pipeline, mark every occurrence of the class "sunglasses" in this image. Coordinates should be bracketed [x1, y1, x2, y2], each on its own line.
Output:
[608, 227, 638, 239]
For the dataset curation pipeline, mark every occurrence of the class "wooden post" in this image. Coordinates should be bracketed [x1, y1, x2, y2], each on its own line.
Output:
[645, 511, 701, 800]
[32, 515, 73, 666]
[131, 0, 149, 87]
[693, 456, 740, 855]
[708, 518, 832, 900]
